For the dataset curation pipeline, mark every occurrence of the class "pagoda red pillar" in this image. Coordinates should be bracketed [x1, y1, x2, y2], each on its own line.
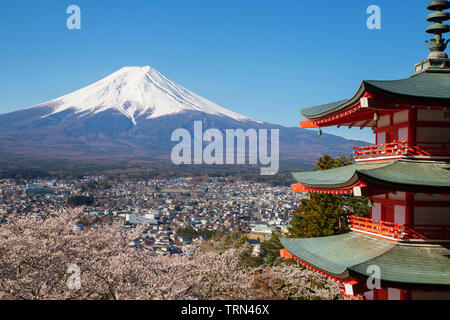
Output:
[408, 109, 417, 145]
[405, 192, 414, 225]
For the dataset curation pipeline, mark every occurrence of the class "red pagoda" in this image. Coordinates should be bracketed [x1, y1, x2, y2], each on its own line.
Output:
[281, 1, 450, 300]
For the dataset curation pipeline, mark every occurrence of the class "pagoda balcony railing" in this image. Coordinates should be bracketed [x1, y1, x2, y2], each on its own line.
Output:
[348, 216, 450, 242]
[353, 141, 450, 160]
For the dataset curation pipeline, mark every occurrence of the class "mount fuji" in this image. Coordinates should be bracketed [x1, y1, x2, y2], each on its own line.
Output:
[0, 66, 366, 166]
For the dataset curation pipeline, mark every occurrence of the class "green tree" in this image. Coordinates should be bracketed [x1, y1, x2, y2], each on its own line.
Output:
[315, 155, 353, 171]
[68, 195, 94, 207]
[235, 232, 286, 268]
[289, 155, 369, 238]
[176, 226, 216, 239]
[289, 194, 343, 238]
[176, 226, 198, 238]
[260, 232, 284, 263]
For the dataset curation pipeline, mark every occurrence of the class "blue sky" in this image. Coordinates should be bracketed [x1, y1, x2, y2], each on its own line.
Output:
[0, 0, 433, 142]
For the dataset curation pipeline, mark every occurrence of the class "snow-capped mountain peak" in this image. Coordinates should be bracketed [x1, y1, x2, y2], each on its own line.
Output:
[38, 65, 255, 125]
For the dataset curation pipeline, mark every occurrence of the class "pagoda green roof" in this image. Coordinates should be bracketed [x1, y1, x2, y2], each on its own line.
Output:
[281, 233, 450, 285]
[301, 70, 450, 119]
[292, 160, 450, 193]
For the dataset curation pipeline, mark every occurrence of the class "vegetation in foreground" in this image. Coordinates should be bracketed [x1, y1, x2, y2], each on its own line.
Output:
[0, 209, 340, 300]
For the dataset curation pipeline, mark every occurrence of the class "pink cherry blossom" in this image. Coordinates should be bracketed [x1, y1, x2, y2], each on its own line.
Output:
[0, 209, 339, 300]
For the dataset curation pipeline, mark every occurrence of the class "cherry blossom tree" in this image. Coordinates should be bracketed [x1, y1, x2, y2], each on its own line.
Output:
[0, 209, 339, 300]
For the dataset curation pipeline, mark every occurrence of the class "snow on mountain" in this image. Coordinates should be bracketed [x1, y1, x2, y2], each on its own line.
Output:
[0, 65, 370, 164]
[35, 66, 256, 125]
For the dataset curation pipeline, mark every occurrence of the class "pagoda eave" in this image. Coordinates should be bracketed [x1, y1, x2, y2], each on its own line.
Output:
[292, 179, 450, 197]
[292, 181, 368, 195]
[280, 233, 450, 287]
[300, 71, 450, 128]
[291, 181, 402, 197]
[301, 95, 450, 129]
[291, 160, 450, 196]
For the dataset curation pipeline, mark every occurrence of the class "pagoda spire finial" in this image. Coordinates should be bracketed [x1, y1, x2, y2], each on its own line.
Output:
[425, 0, 450, 59]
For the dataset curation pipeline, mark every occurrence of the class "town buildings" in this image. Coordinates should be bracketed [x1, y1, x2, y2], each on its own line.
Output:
[0, 176, 302, 256]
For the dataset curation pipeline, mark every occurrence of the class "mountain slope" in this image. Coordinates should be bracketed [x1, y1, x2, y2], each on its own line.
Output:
[0, 66, 367, 165]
